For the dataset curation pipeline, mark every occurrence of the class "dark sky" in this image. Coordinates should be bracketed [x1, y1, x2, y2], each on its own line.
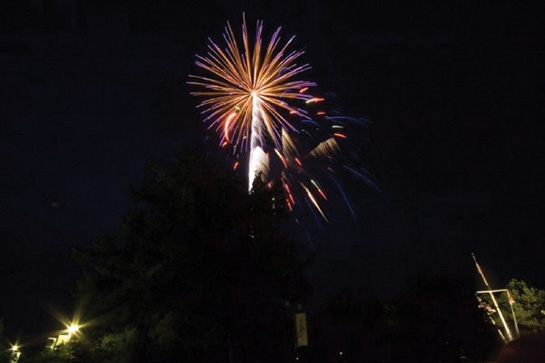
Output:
[1, 0, 544, 338]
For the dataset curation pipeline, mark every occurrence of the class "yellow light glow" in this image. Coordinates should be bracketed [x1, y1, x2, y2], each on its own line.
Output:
[67, 323, 79, 335]
[11, 344, 19, 352]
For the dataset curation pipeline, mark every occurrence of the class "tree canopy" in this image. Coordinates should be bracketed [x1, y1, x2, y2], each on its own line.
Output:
[481, 278, 545, 337]
[68, 154, 307, 362]
[386, 275, 499, 362]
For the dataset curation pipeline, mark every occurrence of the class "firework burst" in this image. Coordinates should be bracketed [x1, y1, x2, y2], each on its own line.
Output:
[189, 14, 321, 191]
[190, 15, 376, 223]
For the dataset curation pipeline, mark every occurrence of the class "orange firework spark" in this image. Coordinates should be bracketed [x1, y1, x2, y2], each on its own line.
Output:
[189, 15, 375, 223]
[189, 14, 317, 155]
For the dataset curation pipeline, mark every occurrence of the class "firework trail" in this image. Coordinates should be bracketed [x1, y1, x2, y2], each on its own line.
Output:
[190, 15, 377, 222]
[189, 14, 317, 191]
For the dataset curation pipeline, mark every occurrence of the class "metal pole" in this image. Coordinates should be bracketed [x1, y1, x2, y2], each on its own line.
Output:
[507, 290, 520, 338]
[476, 295, 507, 344]
[471, 253, 513, 342]
[476, 289, 509, 294]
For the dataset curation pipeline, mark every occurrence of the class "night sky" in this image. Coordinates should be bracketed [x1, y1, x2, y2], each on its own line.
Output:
[2, 0, 544, 338]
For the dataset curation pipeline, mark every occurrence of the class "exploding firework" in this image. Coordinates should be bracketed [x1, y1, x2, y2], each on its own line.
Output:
[189, 14, 322, 191]
[273, 114, 376, 225]
[190, 15, 376, 223]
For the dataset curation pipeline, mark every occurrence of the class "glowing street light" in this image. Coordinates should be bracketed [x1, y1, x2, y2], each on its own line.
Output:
[67, 323, 79, 335]
[48, 321, 82, 349]
[10, 344, 21, 363]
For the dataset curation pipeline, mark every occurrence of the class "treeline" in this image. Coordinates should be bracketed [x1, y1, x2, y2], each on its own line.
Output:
[3, 154, 544, 362]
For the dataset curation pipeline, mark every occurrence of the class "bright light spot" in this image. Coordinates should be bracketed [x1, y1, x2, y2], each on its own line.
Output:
[305, 97, 324, 104]
[251, 90, 258, 98]
[67, 323, 79, 334]
[339, 351, 343, 356]
[11, 345, 19, 352]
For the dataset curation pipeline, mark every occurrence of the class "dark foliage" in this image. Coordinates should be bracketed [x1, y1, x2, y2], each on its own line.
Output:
[480, 278, 545, 336]
[308, 290, 389, 362]
[71, 154, 308, 362]
[302, 281, 499, 363]
[0, 318, 12, 363]
[385, 275, 500, 362]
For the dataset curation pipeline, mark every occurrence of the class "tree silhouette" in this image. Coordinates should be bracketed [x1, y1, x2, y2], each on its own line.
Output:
[72, 154, 307, 362]
[387, 275, 498, 362]
[311, 290, 388, 362]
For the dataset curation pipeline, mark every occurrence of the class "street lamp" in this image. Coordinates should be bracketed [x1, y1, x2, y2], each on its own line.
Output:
[10, 344, 21, 363]
[48, 321, 82, 348]
[67, 323, 79, 335]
